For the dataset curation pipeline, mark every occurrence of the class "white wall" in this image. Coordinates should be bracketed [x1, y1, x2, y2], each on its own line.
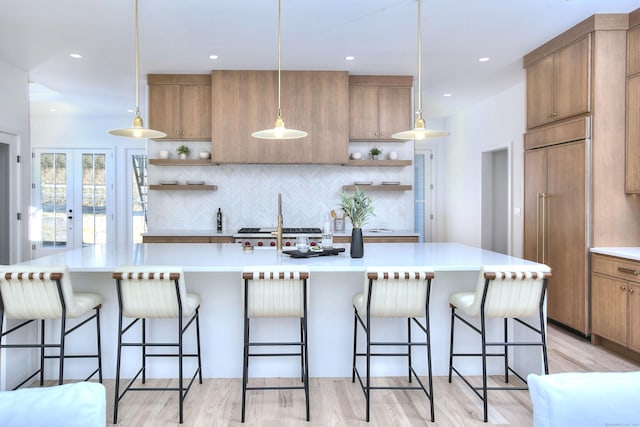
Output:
[443, 81, 526, 256]
[0, 60, 31, 262]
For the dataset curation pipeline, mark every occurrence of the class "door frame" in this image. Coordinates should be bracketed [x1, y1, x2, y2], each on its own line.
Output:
[31, 148, 115, 258]
[481, 142, 513, 255]
[0, 130, 20, 264]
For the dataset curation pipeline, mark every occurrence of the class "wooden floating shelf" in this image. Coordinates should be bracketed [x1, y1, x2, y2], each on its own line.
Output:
[149, 184, 218, 191]
[149, 159, 214, 166]
[343, 160, 412, 167]
[342, 185, 412, 191]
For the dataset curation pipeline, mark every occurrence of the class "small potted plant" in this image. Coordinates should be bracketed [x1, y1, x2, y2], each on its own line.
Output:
[176, 145, 190, 159]
[369, 146, 382, 160]
[339, 186, 375, 258]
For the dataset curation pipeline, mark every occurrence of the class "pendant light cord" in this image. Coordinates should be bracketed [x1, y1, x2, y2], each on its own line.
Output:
[134, 0, 141, 116]
[277, 0, 282, 120]
[416, 0, 422, 118]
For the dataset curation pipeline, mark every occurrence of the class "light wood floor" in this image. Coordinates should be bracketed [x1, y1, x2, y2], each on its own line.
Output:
[98, 324, 640, 426]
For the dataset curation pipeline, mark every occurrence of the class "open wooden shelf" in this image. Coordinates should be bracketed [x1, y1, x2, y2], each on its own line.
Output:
[343, 160, 412, 167]
[342, 185, 412, 191]
[149, 159, 214, 166]
[149, 184, 218, 191]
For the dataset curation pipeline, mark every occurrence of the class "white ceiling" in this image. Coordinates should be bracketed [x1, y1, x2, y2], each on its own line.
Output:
[1, 0, 638, 119]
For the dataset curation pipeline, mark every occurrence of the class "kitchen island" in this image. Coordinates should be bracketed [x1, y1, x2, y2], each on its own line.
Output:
[3, 242, 548, 388]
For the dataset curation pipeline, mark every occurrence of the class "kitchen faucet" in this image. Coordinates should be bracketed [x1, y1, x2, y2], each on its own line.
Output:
[272, 193, 283, 251]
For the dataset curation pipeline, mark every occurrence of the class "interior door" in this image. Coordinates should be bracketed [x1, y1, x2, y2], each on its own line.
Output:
[32, 149, 114, 257]
[545, 141, 586, 331]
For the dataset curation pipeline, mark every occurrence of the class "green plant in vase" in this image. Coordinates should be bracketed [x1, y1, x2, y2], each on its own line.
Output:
[369, 146, 382, 160]
[339, 186, 375, 258]
[176, 145, 191, 159]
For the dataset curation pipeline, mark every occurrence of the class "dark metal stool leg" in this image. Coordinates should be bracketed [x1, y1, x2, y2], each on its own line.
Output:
[95, 306, 103, 383]
[351, 309, 358, 383]
[407, 317, 412, 383]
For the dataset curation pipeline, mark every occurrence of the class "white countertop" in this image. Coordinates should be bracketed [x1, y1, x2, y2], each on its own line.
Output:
[591, 247, 640, 261]
[20, 242, 543, 273]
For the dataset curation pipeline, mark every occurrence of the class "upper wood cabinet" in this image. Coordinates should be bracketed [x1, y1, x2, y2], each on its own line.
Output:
[211, 70, 349, 164]
[525, 35, 591, 129]
[628, 10, 640, 76]
[348, 75, 412, 141]
[148, 74, 211, 140]
[626, 11, 640, 192]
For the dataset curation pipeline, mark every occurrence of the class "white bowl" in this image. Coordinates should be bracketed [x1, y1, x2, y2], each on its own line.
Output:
[199, 152, 210, 159]
[351, 152, 362, 160]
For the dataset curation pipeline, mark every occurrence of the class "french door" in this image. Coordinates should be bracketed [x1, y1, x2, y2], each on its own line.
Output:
[31, 149, 114, 257]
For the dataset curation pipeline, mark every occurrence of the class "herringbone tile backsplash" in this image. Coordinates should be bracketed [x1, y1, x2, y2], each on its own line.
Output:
[147, 141, 414, 232]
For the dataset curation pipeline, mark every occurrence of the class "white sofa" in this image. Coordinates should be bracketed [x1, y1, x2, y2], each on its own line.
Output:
[0, 382, 106, 427]
[528, 372, 640, 427]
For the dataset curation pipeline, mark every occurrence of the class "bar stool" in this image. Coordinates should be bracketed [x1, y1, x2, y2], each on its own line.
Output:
[448, 265, 552, 422]
[112, 266, 202, 424]
[241, 266, 310, 423]
[352, 267, 435, 422]
[0, 265, 103, 389]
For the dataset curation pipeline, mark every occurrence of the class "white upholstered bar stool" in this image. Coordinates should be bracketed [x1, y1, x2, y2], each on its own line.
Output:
[0, 265, 103, 389]
[112, 266, 202, 424]
[352, 267, 435, 422]
[241, 266, 310, 423]
[448, 265, 551, 422]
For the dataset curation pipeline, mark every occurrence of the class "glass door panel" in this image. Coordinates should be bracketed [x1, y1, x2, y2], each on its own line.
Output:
[38, 152, 71, 249]
[81, 153, 107, 245]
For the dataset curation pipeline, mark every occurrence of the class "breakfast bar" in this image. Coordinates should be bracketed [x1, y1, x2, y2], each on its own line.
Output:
[3, 242, 548, 388]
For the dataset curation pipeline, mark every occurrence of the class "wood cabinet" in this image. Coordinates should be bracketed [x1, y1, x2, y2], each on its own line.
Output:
[142, 235, 234, 243]
[525, 35, 590, 129]
[333, 235, 418, 244]
[148, 74, 211, 140]
[625, 13, 640, 192]
[591, 253, 640, 353]
[524, 138, 587, 334]
[523, 14, 639, 336]
[348, 75, 412, 141]
[211, 70, 349, 164]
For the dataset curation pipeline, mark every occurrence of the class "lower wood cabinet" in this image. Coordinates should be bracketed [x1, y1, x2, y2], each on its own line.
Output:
[142, 236, 234, 243]
[591, 253, 640, 353]
[333, 235, 418, 244]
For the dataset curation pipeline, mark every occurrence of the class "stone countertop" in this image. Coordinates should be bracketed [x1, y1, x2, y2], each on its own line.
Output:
[590, 247, 640, 262]
[20, 242, 543, 273]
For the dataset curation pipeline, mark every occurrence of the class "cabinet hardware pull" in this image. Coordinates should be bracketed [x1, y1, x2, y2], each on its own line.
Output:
[617, 267, 640, 275]
[630, 288, 635, 293]
[621, 286, 627, 291]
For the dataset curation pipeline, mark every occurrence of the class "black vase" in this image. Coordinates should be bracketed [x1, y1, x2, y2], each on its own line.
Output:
[350, 228, 364, 258]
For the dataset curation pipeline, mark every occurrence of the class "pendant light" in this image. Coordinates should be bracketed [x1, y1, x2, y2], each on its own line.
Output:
[108, 0, 166, 139]
[392, 0, 447, 140]
[251, 0, 307, 140]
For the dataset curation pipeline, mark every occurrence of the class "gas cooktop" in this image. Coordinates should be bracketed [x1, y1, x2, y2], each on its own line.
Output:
[237, 227, 322, 234]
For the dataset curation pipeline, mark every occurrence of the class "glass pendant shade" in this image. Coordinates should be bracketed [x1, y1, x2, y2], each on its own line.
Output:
[392, 0, 447, 141]
[109, 112, 166, 139]
[392, 115, 448, 140]
[252, 0, 307, 140]
[108, 0, 166, 139]
[251, 117, 308, 140]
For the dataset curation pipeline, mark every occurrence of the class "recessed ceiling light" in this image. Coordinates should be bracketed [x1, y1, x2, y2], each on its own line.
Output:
[49, 108, 57, 112]
[127, 109, 135, 113]
[70, 53, 82, 59]
[209, 55, 219, 60]
[345, 56, 355, 61]
[443, 93, 452, 97]
[478, 57, 490, 62]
